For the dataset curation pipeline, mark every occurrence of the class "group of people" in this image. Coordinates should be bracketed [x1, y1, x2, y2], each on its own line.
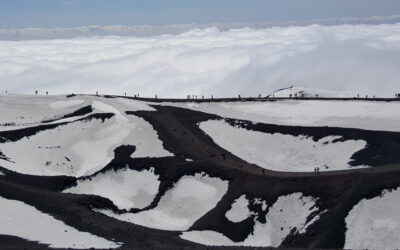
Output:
[187, 95, 212, 100]
[35, 90, 48, 95]
[314, 167, 320, 173]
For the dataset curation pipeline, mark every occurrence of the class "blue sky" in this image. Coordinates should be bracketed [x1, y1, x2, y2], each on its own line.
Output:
[1, 0, 400, 29]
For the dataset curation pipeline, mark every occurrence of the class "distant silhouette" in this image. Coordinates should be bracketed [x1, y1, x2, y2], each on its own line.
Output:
[35, 90, 38, 95]
[46, 91, 48, 95]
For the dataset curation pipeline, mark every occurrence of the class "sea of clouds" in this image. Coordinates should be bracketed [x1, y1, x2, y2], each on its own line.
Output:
[0, 23, 399, 97]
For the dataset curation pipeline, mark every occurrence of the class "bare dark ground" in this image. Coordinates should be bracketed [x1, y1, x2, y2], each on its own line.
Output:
[1, 99, 400, 249]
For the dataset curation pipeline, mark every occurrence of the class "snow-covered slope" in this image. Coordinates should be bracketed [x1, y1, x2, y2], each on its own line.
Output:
[0, 95, 90, 131]
[0, 95, 172, 177]
[163, 99, 400, 132]
[200, 120, 367, 172]
[0, 196, 120, 249]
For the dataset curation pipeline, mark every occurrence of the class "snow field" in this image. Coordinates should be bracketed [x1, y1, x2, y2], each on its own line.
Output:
[64, 167, 160, 210]
[98, 173, 228, 230]
[199, 119, 367, 172]
[0, 95, 90, 131]
[0, 196, 120, 249]
[0, 118, 113, 176]
[164, 99, 400, 132]
[345, 188, 400, 250]
[0, 97, 172, 177]
[181, 193, 320, 247]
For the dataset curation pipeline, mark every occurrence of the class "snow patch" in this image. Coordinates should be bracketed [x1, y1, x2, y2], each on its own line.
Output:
[181, 193, 320, 247]
[345, 188, 400, 250]
[64, 167, 160, 210]
[253, 193, 319, 246]
[0, 196, 120, 249]
[253, 198, 267, 211]
[225, 195, 251, 223]
[199, 120, 367, 172]
[98, 173, 228, 231]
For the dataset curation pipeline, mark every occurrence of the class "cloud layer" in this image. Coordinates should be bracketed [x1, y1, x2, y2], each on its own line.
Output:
[2, 15, 400, 41]
[0, 23, 400, 97]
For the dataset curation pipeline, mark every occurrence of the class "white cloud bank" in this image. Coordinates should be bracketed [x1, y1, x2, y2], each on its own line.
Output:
[0, 23, 399, 97]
